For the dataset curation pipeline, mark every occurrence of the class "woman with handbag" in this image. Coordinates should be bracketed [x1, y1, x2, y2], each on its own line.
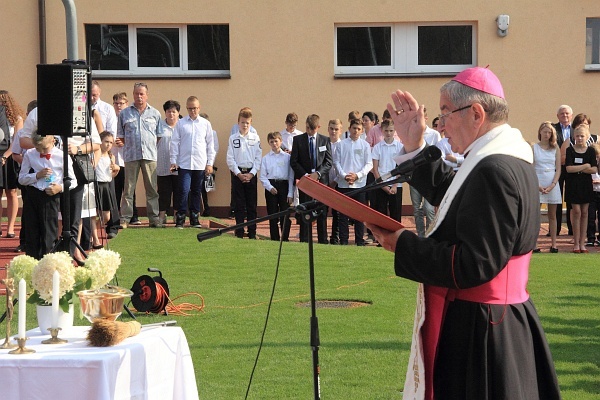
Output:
[68, 110, 103, 262]
[0, 90, 25, 239]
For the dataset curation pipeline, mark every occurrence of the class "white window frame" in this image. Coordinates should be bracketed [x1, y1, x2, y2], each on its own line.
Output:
[334, 22, 477, 77]
[585, 18, 600, 71]
[89, 24, 230, 78]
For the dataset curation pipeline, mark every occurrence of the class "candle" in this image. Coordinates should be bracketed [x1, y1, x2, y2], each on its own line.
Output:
[52, 270, 60, 329]
[18, 278, 26, 339]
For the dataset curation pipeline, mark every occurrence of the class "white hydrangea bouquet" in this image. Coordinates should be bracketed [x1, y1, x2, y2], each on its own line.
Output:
[7, 254, 37, 295]
[8, 250, 121, 313]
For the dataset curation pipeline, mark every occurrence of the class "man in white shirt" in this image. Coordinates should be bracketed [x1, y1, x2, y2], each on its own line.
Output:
[90, 81, 117, 135]
[552, 104, 574, 235]
[170, 96, 215, 228]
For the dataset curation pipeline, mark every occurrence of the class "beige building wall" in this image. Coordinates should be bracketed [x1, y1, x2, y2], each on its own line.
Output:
[2, 1, 600, 213]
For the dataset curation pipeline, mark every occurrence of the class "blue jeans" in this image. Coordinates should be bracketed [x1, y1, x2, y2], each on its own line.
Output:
[177, 169, 205, 215]
[410, 185, 435, 237]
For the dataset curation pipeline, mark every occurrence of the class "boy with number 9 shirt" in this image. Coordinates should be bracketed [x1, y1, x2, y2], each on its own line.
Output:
[226, 107, 262, 239]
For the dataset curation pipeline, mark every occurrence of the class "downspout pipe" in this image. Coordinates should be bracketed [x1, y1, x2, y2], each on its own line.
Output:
[61, 0, 79, 60]
[38, 0, 47, 63]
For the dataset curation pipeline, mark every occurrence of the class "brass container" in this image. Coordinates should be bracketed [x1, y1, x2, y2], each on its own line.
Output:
[77, 286, 133, 323]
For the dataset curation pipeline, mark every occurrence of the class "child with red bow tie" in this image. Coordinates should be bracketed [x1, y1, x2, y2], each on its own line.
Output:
[18, 134, 77, 258]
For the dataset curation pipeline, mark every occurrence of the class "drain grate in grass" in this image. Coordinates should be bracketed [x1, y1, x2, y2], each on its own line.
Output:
[296, 300, 371, 309]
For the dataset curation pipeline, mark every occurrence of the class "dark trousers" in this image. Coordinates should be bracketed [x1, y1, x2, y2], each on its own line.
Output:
[297, 190, 328, 244]
[371, 186, 403, 222]
[232, 172, 257, 237]
[555, 167, 572, 234]
[330, 185, 340, 244]
[62, 182, 84, 256]
[24, 187, 60, 259]
[177, 169, 205, 215]
[265, 180, 291, 241]
[158, 174, 180, 215]
[337, 187, 365, 245]
[587, 191, 600, 241]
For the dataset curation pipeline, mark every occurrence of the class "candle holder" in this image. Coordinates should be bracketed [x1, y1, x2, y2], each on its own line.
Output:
[0, 278, 18, 349]
[9, 337, 36, 354]
[42, 327, 68, 344]
[0, 337, 18, 349]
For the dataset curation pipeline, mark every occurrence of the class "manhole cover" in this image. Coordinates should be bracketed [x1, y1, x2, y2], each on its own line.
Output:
[296, 300, 371, 309]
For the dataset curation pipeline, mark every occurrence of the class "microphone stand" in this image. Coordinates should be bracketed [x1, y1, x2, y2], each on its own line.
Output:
[197, 174, 409, 400]
[51, 134, 88, 259]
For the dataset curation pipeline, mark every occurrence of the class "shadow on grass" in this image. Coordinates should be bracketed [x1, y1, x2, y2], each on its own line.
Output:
[542, 315, 600, 395]
[197, 339, 410, 352]
[573, 282, 600, 288]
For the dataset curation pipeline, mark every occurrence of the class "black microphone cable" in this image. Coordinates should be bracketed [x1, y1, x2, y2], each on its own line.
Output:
[244, 212, 291, 399]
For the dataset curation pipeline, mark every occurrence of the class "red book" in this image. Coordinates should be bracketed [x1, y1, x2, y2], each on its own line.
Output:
[296, 176, 404, 231]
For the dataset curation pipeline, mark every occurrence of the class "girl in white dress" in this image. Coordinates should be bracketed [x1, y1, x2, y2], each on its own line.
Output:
[532, 121, 562, 252]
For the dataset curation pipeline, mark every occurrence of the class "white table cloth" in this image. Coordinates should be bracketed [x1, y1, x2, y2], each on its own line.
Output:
[0, 325, 199, 400]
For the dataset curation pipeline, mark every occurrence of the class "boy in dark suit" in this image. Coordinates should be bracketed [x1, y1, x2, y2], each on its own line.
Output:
[290, 114, 332, 244]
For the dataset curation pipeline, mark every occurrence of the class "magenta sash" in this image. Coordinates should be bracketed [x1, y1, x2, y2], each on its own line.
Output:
[421, 251, 532, 400]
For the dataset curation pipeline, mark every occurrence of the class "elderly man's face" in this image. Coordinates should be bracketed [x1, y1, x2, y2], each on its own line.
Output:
[438, 93, 477, 154]
[133, 86, 148, 109]
[558, 107, 572, 126]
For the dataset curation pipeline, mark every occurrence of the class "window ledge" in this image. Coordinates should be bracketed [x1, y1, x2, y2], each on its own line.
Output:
[90, 71, 231, 79]
[334, 72, 458, 79]
[584, 65, 600, 72]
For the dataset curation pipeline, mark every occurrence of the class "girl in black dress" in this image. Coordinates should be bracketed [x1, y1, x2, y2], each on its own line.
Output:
[565, 125, 599, 253]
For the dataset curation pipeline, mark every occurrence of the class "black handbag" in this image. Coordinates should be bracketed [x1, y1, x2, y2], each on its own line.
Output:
[71, 154, 95, 184]
[0, 105, 10, 152]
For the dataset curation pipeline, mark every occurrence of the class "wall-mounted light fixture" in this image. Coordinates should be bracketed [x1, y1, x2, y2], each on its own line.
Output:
[496, 15, 509, 37]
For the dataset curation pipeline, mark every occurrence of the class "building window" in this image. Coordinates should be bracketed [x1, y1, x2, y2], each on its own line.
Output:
[337, 27, 392, 67]
[85, 24, 230, 78]
[586, 18, 600, 70]
[334, 23, 476, 77]
[417, 26, 473, 66]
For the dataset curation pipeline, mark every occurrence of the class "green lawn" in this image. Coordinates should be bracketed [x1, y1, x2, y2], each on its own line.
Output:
[6, 226, 600, 399]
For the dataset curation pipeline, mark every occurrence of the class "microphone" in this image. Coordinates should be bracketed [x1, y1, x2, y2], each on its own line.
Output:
[375, 146, 442, 183]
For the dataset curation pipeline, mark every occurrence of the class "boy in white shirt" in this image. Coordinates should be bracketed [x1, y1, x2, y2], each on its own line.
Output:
[280, 112, 302, 208]
[410, 108, 441, 237]
[280, 112, 303, 153]
[259, 131, 293, 241]
[371, 120, 404, 222]
[334, 118, 373, 245]
[226, 107, 261, 238]
[19, 134, 76, 259]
